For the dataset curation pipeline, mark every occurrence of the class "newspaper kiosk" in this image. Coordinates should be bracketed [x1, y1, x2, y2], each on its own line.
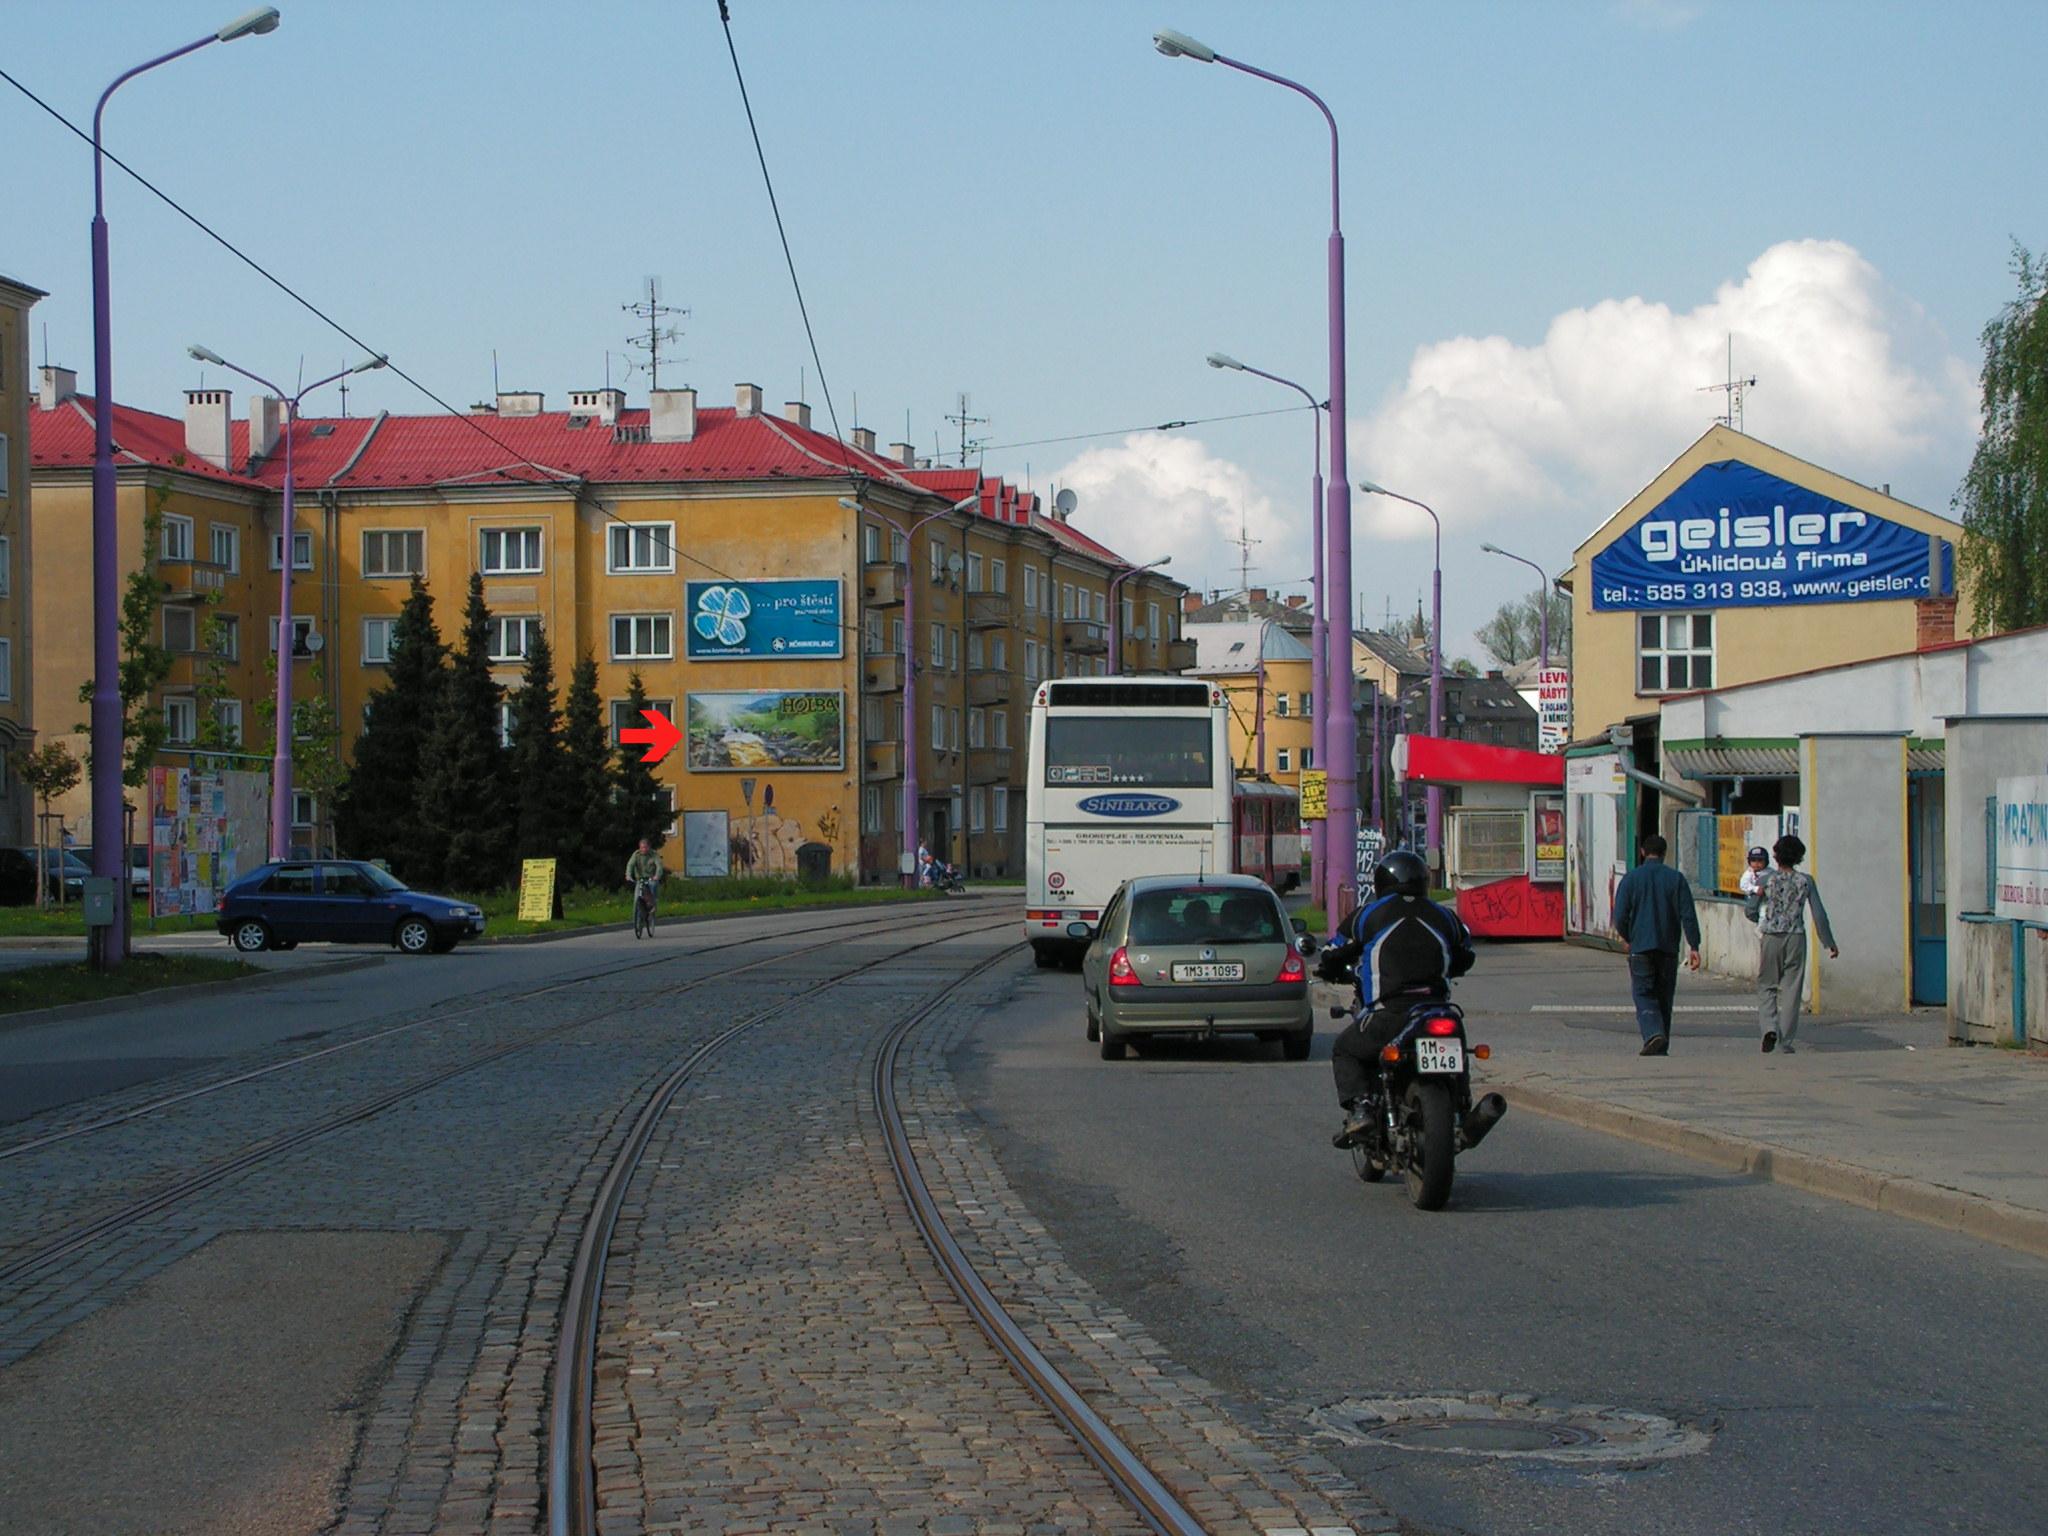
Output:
[1394, 736, 1566, 939]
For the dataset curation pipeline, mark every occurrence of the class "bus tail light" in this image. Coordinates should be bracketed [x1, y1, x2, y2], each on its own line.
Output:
[1108, 946, 1140, 987]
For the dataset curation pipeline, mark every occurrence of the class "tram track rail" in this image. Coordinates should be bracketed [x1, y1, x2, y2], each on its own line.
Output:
[0, 904, 1003, 1293]
[546, 920, 1209, 1536]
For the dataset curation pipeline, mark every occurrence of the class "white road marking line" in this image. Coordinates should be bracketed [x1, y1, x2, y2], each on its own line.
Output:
[1529, 1004, 1754, 1013]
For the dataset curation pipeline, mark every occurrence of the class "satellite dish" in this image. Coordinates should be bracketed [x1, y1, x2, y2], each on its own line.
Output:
[947, 553, 965, 576]
[303, 630, 325, 653]
[1054, 488, 1078, 517]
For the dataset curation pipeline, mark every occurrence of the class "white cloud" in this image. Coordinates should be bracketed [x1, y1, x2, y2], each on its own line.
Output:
[1351, 238, 1978, 544]
[1051, 433, 1297, 595]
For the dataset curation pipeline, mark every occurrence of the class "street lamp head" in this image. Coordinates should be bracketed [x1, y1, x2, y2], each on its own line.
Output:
[836, 497, 862, 513]
[1479, 542, 1501, 555]
[1357, 478, 1389, 496]
[187, 343, 227, 366]
[216, 6, 281, 41]
[1152, 27, 1216, 62]
[1205, 352, 1244, 371]
[351, 353, 389, 374]
[1153, 555, 1173, 567]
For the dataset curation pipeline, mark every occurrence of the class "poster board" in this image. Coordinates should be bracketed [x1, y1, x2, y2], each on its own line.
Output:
[1538, 668, 1570, 753]
[148, 765, 266, 917]
[1299, 770, 1327, 821]
[685, 579, 843, 659]
[518, 858, 558, 922]
[1564, 751, 1628, 939]
[1994, 776, 2048, 923]
[685, 690, 844, 771]
[1532, 793, 1565, 883]
[683, 810, 731, 877]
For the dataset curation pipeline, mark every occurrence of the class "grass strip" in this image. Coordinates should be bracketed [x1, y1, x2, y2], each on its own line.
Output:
[0, 954, 256, 1015]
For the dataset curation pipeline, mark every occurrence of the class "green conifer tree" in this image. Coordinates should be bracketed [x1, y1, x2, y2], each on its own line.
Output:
[507, 620, 571, 867]
[560, 652, 619, 890]
[335, 575, 446, 877]
[419, 572, 513, 890]
[613, 670, 671, 852]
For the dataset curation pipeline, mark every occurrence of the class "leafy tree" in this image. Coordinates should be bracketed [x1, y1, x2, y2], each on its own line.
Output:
[190, 593, 240, 766]
[253, 652, 348, 856]
[335, 576, 446, 876]
[418, 572, 513, 890]
[9, 741, 82, 909]
[76, 492, 175, 787]
[1958, 244, 2048, 633]
[1476, 589, 1572, 668]
[613, 669, 670, 852]
[507, 620, 571, 865]
[560, 651, 620, 889]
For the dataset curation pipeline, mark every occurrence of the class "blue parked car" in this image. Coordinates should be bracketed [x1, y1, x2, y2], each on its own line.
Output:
[217, 859, 486, 955]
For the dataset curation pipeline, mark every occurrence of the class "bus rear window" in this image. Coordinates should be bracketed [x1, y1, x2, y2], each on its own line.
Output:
[1043, 716, 1212, 788]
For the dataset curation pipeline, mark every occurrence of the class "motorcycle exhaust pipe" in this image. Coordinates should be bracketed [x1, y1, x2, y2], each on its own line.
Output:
[1458, 1093, 1508, 1151]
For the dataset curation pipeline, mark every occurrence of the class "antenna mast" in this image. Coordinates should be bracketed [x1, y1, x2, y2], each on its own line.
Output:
[622, 276, 689, 391]
[945, 391, 989, 466]
[1229, 507, 1263, 593]
[1698, 334, 1759, 431]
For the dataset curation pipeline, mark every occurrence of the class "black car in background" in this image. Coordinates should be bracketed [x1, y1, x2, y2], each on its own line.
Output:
[216, 860, 486, 954]
[1, 847, 90, 905]
[74, 844, 151, 899]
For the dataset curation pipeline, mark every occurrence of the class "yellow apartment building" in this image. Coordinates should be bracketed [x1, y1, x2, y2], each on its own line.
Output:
[1184, 618, 1316, 788]
[0, 276, 44, 843]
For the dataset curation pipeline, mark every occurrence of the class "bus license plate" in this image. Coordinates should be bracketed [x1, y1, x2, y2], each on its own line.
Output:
[1171, 961, 1245, 982]
[1415, 1038, 1464, 1074]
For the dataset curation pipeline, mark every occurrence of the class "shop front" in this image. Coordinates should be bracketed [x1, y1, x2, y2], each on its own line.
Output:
[1395, 736, 1566, 939]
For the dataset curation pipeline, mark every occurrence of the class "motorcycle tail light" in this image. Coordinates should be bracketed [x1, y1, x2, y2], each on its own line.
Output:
[1379, 1044, 1402, 1063]
[1108, 946, 1140, 987]
[1276, 950, 1305, 982]
[1423, 1016, 1459, 1036]
[1472, 1043, 1492, 1060]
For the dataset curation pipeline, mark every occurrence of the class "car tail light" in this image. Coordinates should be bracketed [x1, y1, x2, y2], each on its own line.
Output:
[1108, 946, 1140, 987]
[1276, 950, 1306, 982]
[1423, 1015, 1459, 1036]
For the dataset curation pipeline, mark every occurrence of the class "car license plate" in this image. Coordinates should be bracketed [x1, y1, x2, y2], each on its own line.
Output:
[1415, 1038, 1465, 1074]
[1171, 961, 1245, 982]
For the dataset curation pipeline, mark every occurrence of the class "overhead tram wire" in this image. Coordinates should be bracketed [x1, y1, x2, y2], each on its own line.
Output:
[979, 403, 1310, 452]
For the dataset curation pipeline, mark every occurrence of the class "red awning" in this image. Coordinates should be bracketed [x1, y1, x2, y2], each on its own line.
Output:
[1396, 735, 1565, 788]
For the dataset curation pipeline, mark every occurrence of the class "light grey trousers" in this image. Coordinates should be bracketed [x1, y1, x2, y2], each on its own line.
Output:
[1757, 929, 1808, 1043]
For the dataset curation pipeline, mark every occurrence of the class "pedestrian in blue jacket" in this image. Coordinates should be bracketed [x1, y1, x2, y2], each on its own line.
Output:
[1610, 834, 1701, 1056]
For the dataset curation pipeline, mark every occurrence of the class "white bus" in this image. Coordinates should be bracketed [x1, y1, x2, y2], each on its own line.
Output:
[1024, 678, 1235, 966]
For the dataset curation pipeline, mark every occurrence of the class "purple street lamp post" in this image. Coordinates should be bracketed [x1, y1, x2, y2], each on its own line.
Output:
[1359, 481, 1443, 871]
[1207, 351, 1326, 910]
[842, 493, 977, 887]
[87, 7, 280, 969]
[189, 346, 387, 859]
[1480, 541, 1550, 667]
[1158, 27, 1356, 914]
[1107, 556, 1171, 672]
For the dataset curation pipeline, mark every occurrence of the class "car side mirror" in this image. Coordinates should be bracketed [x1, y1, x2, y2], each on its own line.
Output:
[1291, 917, 1309, 936]
[1296, 935, 1317, 956]
[1065, 921, 1095, 942]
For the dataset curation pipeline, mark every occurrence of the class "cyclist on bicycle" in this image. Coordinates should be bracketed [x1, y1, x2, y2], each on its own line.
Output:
[625, 839, 665, 902]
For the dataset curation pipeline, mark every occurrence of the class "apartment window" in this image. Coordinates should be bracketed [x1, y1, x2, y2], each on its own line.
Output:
[1638, 612, 1715, 693]
[0, 534, 9, 597]
[931, 703, 946, 751]
[488, 616, 540, 663]
[929, 622, 944, 670]
[952, 708, 962, 750]
[1277, 748, 1292, 773]
[929, 540, 946, 584]
[947, 628, 960, 672]
[215, 615, 239, 662]
[862, 523, 882, 563]
[991, 635, 1008, 671]
[967, 632, 985, 670]
[0, 637, 10, 702]
[863, 611, 883, 655]
[479, 527, 543, 575]
[291, 790, 317, 829]
[892, 530, 908, 564]
[1300, 691, 1312, 717]
[991, 559, 1007, 594]
[890, 616, 905, 655]
[163, 606, 198, 653]
[610, 613, 673, 660]
[862, 784, 883, 835]
[969, 707, 987, 748]
[161, 514, 195, 562]
[1302, 745, 1314, 769]
[270, 531, 314, 570]
[1093, 591, 1107, 624]
[1275, 693, 1290, 718]
[164, 696, 197, 744]
[362, 529, 425, 578]
[1122, 597, 1135, 638]
[609, 698, 675, 744]
[269, 616, 316, 656]
[1023, 567, 1040, 611]
[1147, 602, 1160, 644]
[209, 523, 240, 572]
[993, 788, 1010, 832]
[214, 699, 243, 746]
[993, 709, 1009, 749]
[864, 706, 888, 743]
[607, 522, 675, 574]
[967, 552, 984, 590]
[970, 787, 987, 834]
[0, 434, 7, 496]
[362, 616, 396, 666]
[1062, 583, 1076, 619]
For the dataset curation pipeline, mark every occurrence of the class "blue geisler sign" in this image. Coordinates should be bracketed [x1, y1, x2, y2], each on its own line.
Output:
[686, 579, 843, 659]
[1591, 460, 1954, 612]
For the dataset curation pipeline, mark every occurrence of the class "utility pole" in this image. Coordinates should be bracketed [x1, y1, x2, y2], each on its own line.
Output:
[622, 276, 689, 391]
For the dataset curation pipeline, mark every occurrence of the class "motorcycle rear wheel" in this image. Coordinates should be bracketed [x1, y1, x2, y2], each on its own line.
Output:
[1403, 1080, 1456, 1211]
[1349, 1143, 1387, 1183]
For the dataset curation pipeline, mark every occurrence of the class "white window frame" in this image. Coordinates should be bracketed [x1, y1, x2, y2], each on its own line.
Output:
[362, 616, 397, 666]
[498, 701, 515, 748]
[967, 552, 984, 590]
[0, 636, 10, 702]
[209, 523, 240, 573]
[862, 784, 883, 835]
[164, 695, 197, 744]
[606, 522, 675, 575]
[993, 787, 1009, 832]
[968, 631, 985, 670]
[863, 611, 883, 655]
[1275, 693, 1290, 718]
[269, 615, 316, 656]
[931, 703, 946, 751]
[890, 616, 905, 655]
[1300, 690, 1312, 718]
[970, 786, 987, 833]
[1092, 590, 1107, 624]
[929, 539, 946, 585]
[1302, 745, 1314, 770]
[362, 528, 425, 579]
[609, 612, 674, 661]
[862, 523, 882, 564]
[993, 708, 1009, 749]
[160, 514, 194, 563]
[0, 433, 7, 497]
[1122, 596, 1135, 638]
[608, 697, 676, 744]
[991, 558, 1007, 594]
[891, 530, 908, 564]
[488, 615, 541, 664]
[991, 634, 1008, 671]
[0, 533, 9, 597]
[291, 790, 317, 829]
[215, 699, 243, 746]
[1023, 567, 1039, 611]
[479, 526, 543, 576]
[929, 621, 944, 670]
[1277, 747, 1292, 773]
[969, 707, 986, 748]
[1147, 601, 1160, 644]
[1637, 612, 1715, 695]
[270, 531, 314, 571]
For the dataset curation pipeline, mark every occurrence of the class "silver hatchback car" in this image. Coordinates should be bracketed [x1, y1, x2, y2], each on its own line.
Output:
[1073, 873, 1314, 1061]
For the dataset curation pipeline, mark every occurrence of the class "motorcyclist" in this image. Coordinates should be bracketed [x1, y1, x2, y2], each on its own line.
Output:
[624, 838, 665, 906]
[1316, 849, 1476, 1148]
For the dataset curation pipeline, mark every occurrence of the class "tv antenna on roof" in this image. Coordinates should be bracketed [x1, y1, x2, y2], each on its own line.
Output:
[946, 391, 989, 466]
[622, 276, 689, 391]
[1698, 334, 1758, 432]
[1230, 505, 1262, 592]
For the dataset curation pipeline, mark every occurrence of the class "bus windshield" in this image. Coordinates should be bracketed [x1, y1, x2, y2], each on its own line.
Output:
[1043, 716, 1212, 788]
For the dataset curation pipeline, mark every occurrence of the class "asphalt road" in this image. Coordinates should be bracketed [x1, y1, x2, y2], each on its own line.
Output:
[956, 954, 2048, 1536]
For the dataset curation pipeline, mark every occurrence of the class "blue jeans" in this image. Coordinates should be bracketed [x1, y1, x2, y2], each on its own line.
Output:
[1628, 950, 1679, 1043]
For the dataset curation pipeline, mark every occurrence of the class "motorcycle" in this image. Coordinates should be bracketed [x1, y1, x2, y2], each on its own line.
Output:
[1326, 988, 1508, 1212]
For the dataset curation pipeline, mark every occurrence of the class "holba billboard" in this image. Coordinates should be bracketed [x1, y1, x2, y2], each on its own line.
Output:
[1591, 461, 1952, 612]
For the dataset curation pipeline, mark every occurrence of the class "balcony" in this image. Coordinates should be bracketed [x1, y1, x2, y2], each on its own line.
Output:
[864, 741, 902, 779]
[1061, 619, 1109, 654]
[966, 669, 1010, 706]
[969, 747, 1015, 783]
[157, 558, 228, 601]
[965, 592, 1012, 629]
[863, 654, 904, 693]
[862, 563, 904, 607]
[1165, 637, 1198, 672]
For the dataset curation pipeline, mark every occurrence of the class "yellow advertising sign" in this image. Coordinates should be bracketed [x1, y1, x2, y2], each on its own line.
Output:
[1300, 769, 1328, 821]
[518, 858, 558, 922]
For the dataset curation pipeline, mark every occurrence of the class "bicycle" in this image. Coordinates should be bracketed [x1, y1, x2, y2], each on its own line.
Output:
[632, 877, 659, 939]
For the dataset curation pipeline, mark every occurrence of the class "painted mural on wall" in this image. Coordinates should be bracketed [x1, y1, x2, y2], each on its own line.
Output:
[1591, 460, 1953, 612]
[719, 779, 844, 876]
[685, 690, 844, 771]
[685, 579, 843, 660]
[148, 765, 266, 917]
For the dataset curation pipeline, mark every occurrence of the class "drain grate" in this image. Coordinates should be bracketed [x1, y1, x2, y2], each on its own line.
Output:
[1311, 1393, 1712, 1465]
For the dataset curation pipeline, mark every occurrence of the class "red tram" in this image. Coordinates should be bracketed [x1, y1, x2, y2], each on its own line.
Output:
[1232, 778, 1303, 892]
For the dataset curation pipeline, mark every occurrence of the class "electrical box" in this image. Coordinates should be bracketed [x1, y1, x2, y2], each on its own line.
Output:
[83, 877, 118, 928]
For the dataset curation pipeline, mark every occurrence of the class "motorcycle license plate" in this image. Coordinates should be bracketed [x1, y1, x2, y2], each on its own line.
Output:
[1415, 1038, 1465, 1074]
[1171, 962, 1245, 982]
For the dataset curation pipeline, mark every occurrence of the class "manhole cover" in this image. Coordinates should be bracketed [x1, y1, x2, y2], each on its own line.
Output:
[1310, 1394, 1712, 1465]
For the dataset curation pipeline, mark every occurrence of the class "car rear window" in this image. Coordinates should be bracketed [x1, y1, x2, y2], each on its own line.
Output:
[1128, 887, 1284, 945]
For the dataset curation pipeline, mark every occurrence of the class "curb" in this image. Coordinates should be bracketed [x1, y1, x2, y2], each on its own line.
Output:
[1500, 1081, 2048, 1263]
[0, 953, 386, 1035]
[474, 891, 954, 946]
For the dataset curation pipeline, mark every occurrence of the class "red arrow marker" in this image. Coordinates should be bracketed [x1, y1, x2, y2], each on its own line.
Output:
[620, 707, 682, 765]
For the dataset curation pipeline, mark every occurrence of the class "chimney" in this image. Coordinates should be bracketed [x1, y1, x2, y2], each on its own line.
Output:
[470, 400, 498, 415]
[37, 365, 77, 411]
[890, 441, 915, 468]
[248, 394, 283, 461]
[496, 390, 543, 416]
[735, 382, 763, 417]
[851, 427, 877, 455]
[783, 400, 811, 430]
[648, 387, 697, 443]
[568, 388, 625, 425]
[1182, 592, 1203, 615]
[1249, 586, 1268, 604]
[184, 388, 232, 469]
[1915, 597, 1958, 650]
[1285, 594, 1307, 609]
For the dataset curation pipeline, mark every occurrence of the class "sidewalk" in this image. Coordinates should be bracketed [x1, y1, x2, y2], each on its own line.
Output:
[1444, 942, 2048, 1258]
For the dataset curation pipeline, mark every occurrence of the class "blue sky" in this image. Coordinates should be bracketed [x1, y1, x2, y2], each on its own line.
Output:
[7, 1, 2042, 653]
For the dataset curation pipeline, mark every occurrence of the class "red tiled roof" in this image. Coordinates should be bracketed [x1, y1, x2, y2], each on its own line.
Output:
[30, 396, 248, 485]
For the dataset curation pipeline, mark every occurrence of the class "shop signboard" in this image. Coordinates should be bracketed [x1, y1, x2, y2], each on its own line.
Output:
[1532, 793, 1565, 883]
[1994, 775, 2048, 923]
[685, 579, 843, 660]
[1590, 460, 1953, 612]
[685, 690, 845, 772]
[517, 858, 557, 921]
[147, 765, 266, 917]
[1299, 769, 1327, 820]
[1355, 828, 1386, 893]
[1538, 667, 1570, 752]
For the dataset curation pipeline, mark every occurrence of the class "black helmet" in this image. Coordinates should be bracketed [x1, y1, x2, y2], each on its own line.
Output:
[1373, 849, 1430, 899]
